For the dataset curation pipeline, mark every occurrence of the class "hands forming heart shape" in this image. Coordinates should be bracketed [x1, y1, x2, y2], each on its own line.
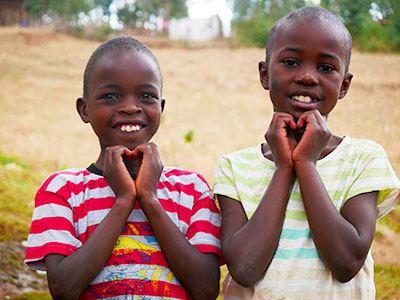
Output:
[265, 110, 332, 167]
[101, 143, 164, 206]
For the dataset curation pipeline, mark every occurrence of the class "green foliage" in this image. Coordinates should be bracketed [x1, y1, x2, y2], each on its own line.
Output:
[11, 292, 52, 300]
[117, 0, 188, 31]
[231, 0, 306, 47]
[24, 0, 94, 21]
[117, 4, 140, 28]
[375, 264, 400, 299]
[232, 17, 275, 48]
[183, 129, 195, 143]
[168, 0, 188, 19]
[0, 153, 44, 242]
[357, 19, 391, 51]
[95, 23, 113, 40]
[231, 0, 400, 52]
[48, 0, 93, 20]
[73, 25, 85, 38]
[93, 0, 113, 16]
[0, 152, 29, 169]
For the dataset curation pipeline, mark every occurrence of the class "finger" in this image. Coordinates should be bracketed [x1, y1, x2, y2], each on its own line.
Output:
[313, 111, 332, 136]
[130, 144, 148, 158]
[104, 146, 125, 165]
[285, 118, 297, 131]
[270, 112, 294, 130]
[313, 110, 327, 127]
[149, 142, 164, 168]
[298, 110, 319, 130]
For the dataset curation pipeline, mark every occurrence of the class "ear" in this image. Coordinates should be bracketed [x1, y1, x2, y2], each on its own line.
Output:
[338, 72, 353, 99]
[161, 98, 166, 113]
[76, 97, 90, 123]
[259, 61, 269, 90]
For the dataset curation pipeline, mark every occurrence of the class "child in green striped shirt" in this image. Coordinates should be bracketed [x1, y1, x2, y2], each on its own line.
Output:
[213, 6, 400, 300]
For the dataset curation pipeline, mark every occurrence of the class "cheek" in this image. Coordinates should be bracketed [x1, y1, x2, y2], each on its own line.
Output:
[270, 79, 279, 94]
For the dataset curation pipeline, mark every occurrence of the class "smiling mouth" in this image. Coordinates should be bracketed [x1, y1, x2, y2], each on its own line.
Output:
[292, 95, 316, 103]
[119, 124, 143, 133]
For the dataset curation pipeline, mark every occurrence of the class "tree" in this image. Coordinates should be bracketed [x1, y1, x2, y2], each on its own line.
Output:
[231, 0, 305, 47]
[93, 0, 112, 17]
[117, 0, 187, 33]
[24, 0, 93, 24]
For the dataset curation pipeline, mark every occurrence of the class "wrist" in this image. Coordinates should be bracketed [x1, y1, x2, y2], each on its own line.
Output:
[274, 165, 295, 183]
[114, 196, 135, 211]
[138, 194, 159, 207]
[275, 164, 294, 174]
[108, 199, 135, 222]
[294, 159, 316, 170]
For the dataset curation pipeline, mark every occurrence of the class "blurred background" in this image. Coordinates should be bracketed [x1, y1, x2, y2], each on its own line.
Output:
[0, 0, 399, 299]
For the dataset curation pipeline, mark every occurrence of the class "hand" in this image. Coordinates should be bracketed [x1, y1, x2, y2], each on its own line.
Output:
[103, 145, 137, 209]
[265, 112, 297, 169]
[292, 110, 332, 164]
[131, 142, 164, 204]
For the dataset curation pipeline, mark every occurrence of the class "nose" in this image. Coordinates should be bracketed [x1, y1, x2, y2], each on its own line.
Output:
[294, 65, 319, 86]
[118, 96, 142, 115]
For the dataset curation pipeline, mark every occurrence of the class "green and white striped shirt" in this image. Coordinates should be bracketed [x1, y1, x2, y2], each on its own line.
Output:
[213, 136, 400, 300]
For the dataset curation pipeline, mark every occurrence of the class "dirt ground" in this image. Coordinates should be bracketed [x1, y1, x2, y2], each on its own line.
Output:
[372, 224, 400, 266]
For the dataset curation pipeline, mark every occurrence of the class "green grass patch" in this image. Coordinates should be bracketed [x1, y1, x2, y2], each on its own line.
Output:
[0, 152, 46, 242]
[375, 264, 400, 299]
[11, 292, 52, 300]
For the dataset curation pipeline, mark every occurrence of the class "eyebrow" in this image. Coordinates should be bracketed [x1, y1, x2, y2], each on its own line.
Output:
[98, 83, 120, 90]
[98, 83, 159, 90]
[279, 47, 341, 63]
[318, 52, 340, 63]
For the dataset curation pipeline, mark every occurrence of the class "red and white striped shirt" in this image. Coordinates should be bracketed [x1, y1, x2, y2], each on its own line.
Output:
[25, 165, 221, 300]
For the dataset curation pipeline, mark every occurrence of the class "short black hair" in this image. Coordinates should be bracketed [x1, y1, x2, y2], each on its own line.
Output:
[83, 36, 162, 98]
[266, 6, 352, 72]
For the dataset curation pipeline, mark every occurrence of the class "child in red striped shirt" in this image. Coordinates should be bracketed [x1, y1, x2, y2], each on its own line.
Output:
[25, 37, 221, 300]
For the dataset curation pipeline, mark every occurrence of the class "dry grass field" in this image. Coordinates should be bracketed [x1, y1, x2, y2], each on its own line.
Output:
[1, 28, 400, 181]
[0, 27, 399, 298]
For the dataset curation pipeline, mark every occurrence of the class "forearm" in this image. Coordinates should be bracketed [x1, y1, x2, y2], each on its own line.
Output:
[46, 200, 132, 300]
[295, 161, 374, 281]
[140, 197, 220, 300]
[223, 167, 293, 286]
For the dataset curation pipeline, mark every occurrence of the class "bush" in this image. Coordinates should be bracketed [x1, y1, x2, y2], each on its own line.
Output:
[232, 16, 276, 48]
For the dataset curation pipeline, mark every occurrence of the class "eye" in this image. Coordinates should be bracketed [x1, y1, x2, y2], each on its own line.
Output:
[281, 59, 299, 68]
[99, 93, 118, 101]
[139, 92, 158, 102]
[319, 64, 335, 73]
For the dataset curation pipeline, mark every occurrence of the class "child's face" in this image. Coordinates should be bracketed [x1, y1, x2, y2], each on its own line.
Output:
[78, 49, 164, 151]
[259, 17, 352, 120]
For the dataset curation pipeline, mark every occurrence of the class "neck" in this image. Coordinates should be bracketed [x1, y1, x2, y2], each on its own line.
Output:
[95, 152, 138, 178]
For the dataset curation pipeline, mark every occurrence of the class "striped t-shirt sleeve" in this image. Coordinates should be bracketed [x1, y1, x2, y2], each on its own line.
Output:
[25, 172, 83, 270]
[213, 156, 240, 201]
[345, 141, 400, 219]
[186, 172, 222, 257]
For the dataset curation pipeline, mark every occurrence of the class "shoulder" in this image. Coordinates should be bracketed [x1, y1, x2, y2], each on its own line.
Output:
[341, 136, 384, 152]
[39, 168, 102, 193]
[217, 145, 263, 167]
[333, 136, 387, 161]
[161, 166, 211, 192]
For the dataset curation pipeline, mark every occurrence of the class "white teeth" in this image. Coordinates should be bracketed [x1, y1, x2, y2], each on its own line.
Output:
[293, 95, 312, 103]
[120, 125, 141, 132]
